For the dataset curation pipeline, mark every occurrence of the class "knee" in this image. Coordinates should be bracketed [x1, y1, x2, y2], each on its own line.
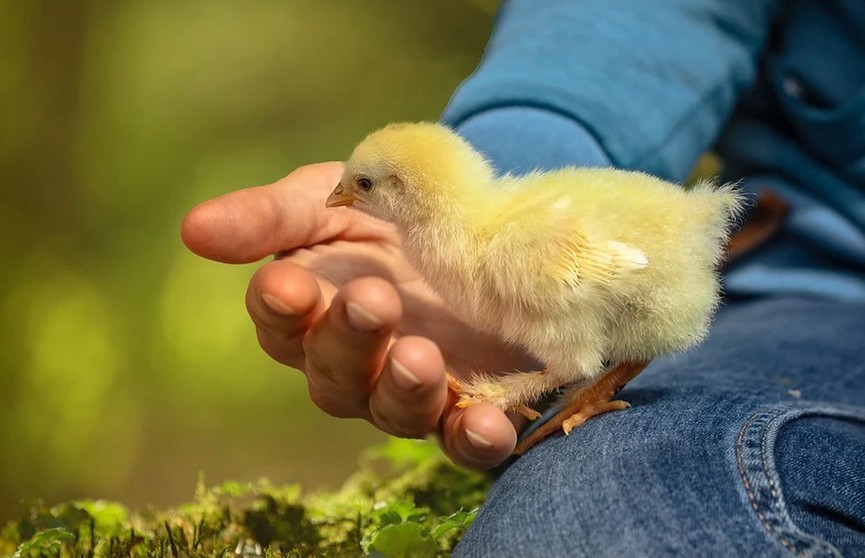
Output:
[454, 395, 743, 557]
[455, 397, 865, 557]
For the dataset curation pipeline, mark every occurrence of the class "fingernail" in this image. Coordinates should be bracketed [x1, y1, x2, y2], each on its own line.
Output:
[390, 358, 422, 391]
[262, 293, 295, 315]
[465, 429, 493, 449]
[345, 301, 384, 331]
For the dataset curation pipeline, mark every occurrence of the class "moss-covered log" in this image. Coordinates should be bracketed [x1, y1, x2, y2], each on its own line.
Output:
[1, 439, 489, 558]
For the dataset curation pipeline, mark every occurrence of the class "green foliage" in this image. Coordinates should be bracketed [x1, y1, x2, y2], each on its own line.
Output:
[13, 528, 75, 557]
[0, 439, 490, 557]
[1, 1, 495, 520]
[369, 524, 437, 558]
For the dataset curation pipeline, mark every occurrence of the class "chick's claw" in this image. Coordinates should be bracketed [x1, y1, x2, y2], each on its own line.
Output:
[515, 404, 543, 421]
[562, 400, 631, 435]
[444, 373, 480, 409]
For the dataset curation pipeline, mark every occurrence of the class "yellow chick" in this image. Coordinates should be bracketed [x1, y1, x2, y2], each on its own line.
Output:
[326, 122, 743, 450]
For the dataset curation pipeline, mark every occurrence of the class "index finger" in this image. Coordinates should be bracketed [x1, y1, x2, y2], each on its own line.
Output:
[180, 162, 348, 264]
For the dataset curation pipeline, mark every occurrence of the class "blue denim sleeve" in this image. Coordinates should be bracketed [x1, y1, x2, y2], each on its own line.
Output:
[454, 106, 611, 175]
[442, 0, 780, 181]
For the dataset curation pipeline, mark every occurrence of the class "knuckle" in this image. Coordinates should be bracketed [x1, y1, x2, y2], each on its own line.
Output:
[255, 328, 301, 367]
[246, 289, 283, 332]
[307, 384, 358, 419]
[304, 346, 343, 387]
[255, 328, 282, 358]
[370, 407, 433, 439]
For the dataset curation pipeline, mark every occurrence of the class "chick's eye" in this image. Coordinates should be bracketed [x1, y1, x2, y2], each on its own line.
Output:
[356, 176, 373, 192]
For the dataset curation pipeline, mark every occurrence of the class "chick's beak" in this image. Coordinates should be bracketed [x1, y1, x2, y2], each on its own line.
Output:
[326, 182, 356, 208]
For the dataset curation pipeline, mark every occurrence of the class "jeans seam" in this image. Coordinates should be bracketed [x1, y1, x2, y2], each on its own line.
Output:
[735, 403, 865, 557]
[736, 411, 803, 556]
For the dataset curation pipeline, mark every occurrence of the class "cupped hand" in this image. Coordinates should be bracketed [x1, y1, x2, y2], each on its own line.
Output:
[181, 162, 533, 469]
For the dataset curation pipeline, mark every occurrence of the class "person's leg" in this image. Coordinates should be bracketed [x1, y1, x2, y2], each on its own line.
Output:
[455, 296, 865, 557]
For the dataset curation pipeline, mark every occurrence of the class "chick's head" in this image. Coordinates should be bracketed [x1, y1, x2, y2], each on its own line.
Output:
[326, 122, 492, 226]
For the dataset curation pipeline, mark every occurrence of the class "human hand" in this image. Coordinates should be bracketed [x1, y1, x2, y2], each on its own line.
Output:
[181, 162, 534, 469]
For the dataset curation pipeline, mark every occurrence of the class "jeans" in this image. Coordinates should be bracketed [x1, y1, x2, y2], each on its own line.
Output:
[449, 100, 865, 556]
[454, 296, 865, 557]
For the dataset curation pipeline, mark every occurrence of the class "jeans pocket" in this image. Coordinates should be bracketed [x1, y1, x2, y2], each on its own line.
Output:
[736, 402, 865, 557]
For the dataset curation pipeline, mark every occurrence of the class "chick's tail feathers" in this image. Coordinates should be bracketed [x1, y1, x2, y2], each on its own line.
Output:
[689, 180, 748, 264]
[691, 180, 747, 225]
[723, 189, 789, 264]
[691, 181, 795, 268]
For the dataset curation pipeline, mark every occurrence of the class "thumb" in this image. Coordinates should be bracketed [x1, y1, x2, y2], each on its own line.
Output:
[181, 162, 345, 264]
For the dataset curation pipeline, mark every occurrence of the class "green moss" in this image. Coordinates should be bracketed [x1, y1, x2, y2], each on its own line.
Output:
[1, 439, 490, 557]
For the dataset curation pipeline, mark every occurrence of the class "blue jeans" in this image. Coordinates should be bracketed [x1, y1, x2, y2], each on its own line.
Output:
[455, 296, 865, 557]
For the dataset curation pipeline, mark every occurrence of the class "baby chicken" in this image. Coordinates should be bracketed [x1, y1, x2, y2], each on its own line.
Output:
[326, 122, 743, 452]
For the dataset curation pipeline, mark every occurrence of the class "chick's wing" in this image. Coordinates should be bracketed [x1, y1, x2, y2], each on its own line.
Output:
[484, 186, 648, 299]
[526, 187, 649, 290]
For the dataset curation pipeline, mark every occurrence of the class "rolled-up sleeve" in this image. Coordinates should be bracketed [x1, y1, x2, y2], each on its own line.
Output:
[443, 0, 780, 181]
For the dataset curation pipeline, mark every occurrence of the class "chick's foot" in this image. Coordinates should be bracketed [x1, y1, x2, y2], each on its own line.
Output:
[447, 371, 542, 420]
[513, 360, 649, 455]
[445, 370, 465, 395]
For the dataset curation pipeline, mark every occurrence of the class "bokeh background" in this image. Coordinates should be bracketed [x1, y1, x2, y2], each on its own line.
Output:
[0, 0, 496, 521]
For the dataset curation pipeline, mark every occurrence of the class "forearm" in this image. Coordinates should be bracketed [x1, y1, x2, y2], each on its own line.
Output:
[453, 106, 611, 175]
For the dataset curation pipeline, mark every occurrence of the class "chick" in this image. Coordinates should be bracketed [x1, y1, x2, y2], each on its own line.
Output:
[326, 122, 743, 450]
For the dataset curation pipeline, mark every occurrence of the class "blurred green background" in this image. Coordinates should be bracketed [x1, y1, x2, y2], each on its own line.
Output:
[0, 0, 496, 521]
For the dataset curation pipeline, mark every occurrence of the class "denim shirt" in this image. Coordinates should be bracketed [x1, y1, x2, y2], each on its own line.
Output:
[442, 0, 865, 301]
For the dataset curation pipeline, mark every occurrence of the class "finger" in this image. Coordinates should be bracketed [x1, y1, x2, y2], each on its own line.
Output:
[440, 401, 517, 470]
[246, 259, 325, 369]
[303, 277, 402, 419]
[369, 336, 448, 439]
[181, 162, 348, 264]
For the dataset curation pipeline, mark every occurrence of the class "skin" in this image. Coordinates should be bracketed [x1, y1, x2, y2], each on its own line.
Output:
[181, 162, 534, 469]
